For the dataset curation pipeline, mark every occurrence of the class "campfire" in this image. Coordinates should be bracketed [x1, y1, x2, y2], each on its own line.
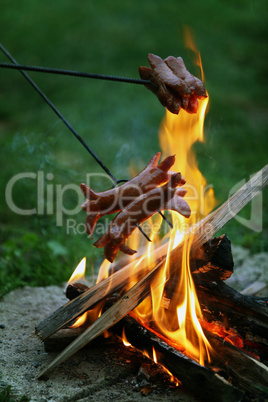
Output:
[34, 52, 268, 400]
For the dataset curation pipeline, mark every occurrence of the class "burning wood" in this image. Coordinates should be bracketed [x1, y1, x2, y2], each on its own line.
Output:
[113, 316, 268, 400]
[37, 161, 268, 342]
[36, 164, 268, 390]
[36, 234, 232, 341]
[43, 276, 268, 400]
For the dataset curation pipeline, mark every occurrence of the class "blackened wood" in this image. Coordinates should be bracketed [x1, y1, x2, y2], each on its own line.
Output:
[164, 280, 268, 355]
[206, 333, 268, 399]
[111, 316, 241, 402]
[190, 235, 233, 281]
[112, 316, 268, 400]
[65, 283, 89, 300]
[196, 281, 268, 324]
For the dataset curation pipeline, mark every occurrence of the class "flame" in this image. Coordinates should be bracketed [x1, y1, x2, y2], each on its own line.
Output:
[71, 312, 88, 328]
[67, 257, 86, 286]
[130, 34, 216, 367]
[67, 257, 104, 328]
[143, 350, 149, 358]
[67, 258, 88, 328]
[67, 33, 217, 371]
[122, 327, 131, 347]
[152, 346, 157, 363]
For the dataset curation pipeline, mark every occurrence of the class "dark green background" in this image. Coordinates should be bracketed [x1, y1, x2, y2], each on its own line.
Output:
[0, 1, 267, 296]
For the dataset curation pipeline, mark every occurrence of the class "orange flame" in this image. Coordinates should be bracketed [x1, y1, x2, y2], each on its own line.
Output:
[67, 257, 88, 328]
[67, 257, 86, 287]
[71, 311, 88, 328]
[152, 346, 157, 363]
[131, 33, 216, 366]
[122, 327, 131, 347]
[68, 32, 216, 370]
[67, 257, 104, 328]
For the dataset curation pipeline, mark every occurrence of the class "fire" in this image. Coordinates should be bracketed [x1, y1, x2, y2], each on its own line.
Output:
[122, 327, 131, 347]
[67, 35, 217, 371]
[152, 346, 157, 363]
[66, 257, 86, 287]
[130, 36, 216, 366]
[67, 257, 104, 328]
[71, 311, 88, 328]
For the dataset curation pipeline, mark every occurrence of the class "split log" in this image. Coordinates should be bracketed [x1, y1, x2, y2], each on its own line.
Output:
[36, 234, 233, 340]
[39, 272, 268, 380]
[47, 279, 268, 362]
[37, 259, 163, 379]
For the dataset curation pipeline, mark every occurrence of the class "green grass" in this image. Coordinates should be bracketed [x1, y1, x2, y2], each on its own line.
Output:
[0, 0, 267, 297]
[0, 385, 30, 402]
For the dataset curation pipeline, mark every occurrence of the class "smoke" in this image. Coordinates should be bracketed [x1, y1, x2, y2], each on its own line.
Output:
[11, 131, 54, 170]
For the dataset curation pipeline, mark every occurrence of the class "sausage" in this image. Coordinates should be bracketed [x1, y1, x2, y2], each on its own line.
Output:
[139, 54, 207, 115]
[94, 173, 184, 262]
[163, 191, 191, 218]
[80, 152, 176, 235]
[101, 195, 191, 262]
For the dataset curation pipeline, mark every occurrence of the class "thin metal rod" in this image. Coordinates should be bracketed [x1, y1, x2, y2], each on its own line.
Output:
[135, 223, 152, 242]
[0, 61, 152, 86]
[0, 44, 153, 241]
[158, 210, 173, 229]
[0, 43, 118, 185]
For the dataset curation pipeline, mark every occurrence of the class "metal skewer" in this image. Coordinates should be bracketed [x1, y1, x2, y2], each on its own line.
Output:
[0, 44, 172, 239]
[0, 61, 152, 86]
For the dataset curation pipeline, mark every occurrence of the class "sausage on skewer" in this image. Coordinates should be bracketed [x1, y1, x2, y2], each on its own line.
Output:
[80, 152, 178, 235]
[94, 173, 189, 262]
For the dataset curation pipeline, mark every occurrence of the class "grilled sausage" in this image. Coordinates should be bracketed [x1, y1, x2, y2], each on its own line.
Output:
[94, 173, 185, 262]
[81, 152, 176, 235]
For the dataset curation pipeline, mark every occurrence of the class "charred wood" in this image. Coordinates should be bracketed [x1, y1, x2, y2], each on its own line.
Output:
[112, 315, 268, 400]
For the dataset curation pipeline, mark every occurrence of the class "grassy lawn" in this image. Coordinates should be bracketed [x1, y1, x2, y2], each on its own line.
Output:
[0, 0, 267, 297]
